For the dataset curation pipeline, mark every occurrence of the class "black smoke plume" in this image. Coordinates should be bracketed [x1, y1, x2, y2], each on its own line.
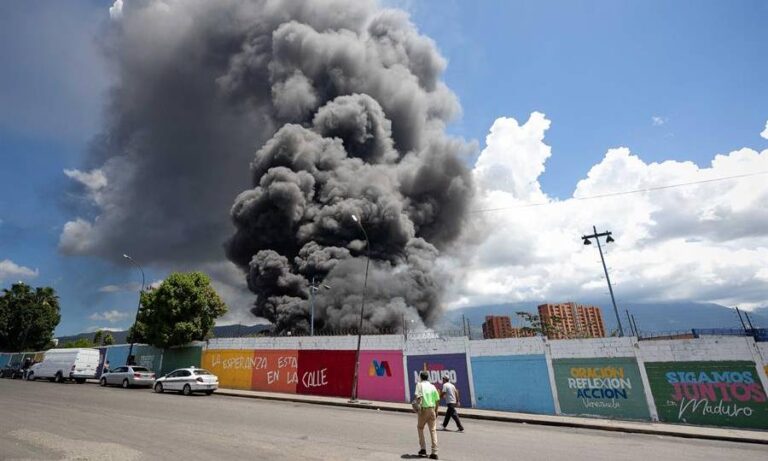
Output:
[64, 0, 472, 332]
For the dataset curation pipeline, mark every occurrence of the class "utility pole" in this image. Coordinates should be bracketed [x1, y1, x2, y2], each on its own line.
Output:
[349, 214, 370, 403]
[735, 307, 748, 332]
[625, 310, 636, 336]
[123, 254, 145, 366]
[630, 314, 639, 338]
[581, 226, 624, 337]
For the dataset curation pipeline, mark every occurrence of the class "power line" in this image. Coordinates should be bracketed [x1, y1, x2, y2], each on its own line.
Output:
[470, 170, 768, 214]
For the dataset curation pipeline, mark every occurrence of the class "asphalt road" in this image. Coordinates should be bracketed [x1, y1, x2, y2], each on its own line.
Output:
[0, 379, 765, 460]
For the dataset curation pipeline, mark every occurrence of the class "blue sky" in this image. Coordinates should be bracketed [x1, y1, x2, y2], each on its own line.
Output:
[1, 0, 766, 335]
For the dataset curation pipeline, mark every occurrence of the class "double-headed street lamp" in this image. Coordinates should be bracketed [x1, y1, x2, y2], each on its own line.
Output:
[349, 214, 370, 403]
[123, 253, 145, 365]
[309, 277, 331, 336]
[581, 226, 624, 337]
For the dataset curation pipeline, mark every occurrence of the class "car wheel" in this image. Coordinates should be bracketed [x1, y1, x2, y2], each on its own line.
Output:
[54, 372, 63, 383]
[100, 377, 107, 387]
[205, 390, 214, 395]
[122, 379, 129, 389]
[154, 383, 164, 393]
[182, 384, 192, 396]
[26, 372, 34, 381]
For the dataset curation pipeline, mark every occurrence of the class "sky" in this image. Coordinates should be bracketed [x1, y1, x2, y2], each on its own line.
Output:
[1, 0, 767, 335]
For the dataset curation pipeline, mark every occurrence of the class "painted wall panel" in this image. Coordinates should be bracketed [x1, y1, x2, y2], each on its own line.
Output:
[471, 354, 555, 414]
[201, 349, 257, 390]
[0, 353, 9, 368]
[251, 350, 298, 394]
[645, 361, 768, 429]
[105, 345, 130, 370]
[406, 353, 472, 407]
[553, 358, 650, 420]
[358, 350, 406, 402]
[297, 350, 355, 397]
[161, 346, 203, 376]
[133, 345, 163, 372]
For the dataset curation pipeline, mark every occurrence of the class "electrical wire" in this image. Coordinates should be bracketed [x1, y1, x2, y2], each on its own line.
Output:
[470, 170, 768, 214]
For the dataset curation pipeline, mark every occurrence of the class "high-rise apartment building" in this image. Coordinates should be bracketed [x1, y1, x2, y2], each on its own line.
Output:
[482, 315, 536, 339]
[537, 302, 606, 339]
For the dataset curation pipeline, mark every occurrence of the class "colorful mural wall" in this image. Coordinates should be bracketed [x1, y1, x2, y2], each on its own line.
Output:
[471, 354, 555, 414]
[358, 351, 405, 402]
[645, 361, 768, 429]
[250, 350, 298, 394]
[160, 346, 203, 376]
[553, 357, 650, 420]
[297, 350, 356, 397]
[406, 353, 472, 406]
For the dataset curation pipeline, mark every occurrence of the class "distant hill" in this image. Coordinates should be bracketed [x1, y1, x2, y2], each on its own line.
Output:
[56, 323, 272, 346]
[440, 301, 768, 336]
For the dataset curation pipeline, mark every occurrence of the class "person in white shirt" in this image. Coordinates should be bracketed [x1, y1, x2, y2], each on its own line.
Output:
[439, 376, 464, 432]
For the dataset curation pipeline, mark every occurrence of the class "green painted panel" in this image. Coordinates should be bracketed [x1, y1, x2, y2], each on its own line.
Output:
[645, 361, 768, 429]
[553, 357, 651, 420]
[160, 346, 202, 376]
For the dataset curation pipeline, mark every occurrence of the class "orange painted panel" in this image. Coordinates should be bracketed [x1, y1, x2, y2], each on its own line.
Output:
[201, 350, 257, 390]
[250, 350, 298, 394]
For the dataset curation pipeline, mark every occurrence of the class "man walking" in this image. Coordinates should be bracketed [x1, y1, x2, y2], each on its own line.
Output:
[413, 370, 440, 459]
[440, 376, 464, 432]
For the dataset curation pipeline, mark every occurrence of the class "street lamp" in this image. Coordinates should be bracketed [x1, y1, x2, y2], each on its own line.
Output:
[123, 253, 145, 365]
[581, 226, 624, 337]
[309, 277, 331, 336]
[349, 214, 370, 403]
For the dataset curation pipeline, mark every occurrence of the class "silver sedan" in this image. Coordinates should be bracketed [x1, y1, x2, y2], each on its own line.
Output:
[99, 365, 156, 388]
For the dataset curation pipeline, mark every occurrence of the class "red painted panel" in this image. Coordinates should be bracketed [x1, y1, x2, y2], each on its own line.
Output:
[297, 350, 356, 397]
[250, 350, 298, 394]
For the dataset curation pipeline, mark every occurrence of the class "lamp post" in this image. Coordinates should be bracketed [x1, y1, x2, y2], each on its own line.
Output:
[349, 214, 370, 403]
[309, 277, 331, 336]
[581, 226, 624, 337]
[123, 254, 145, 365]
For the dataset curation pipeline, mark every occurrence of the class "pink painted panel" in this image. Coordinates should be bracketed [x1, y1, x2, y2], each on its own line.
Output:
[358, 350, 406, 402]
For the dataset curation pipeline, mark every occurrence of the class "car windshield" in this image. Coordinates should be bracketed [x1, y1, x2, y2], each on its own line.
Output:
[193, 369, 212, 375]
[131, 367, 150, 372]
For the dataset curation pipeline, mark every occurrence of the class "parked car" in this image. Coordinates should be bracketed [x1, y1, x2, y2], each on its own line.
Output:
[26, 348, 100, 383]
[100, 365, 156, 388]
[153, 367, 218, 396]
[0, 364, 24, 379]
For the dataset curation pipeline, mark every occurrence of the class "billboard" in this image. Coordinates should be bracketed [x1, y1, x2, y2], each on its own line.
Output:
[406, 353, 472, 407]
[645, 361, 768, 429]
[552, 357, 650, 420]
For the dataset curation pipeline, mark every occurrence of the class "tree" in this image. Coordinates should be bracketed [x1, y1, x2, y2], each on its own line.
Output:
[0, 283, 61, 352]
[128, 272, 227, 349]
[93, 330, 104, 345]
[102, 333, 115, 345]
[515, 311, 565, 338]
[61, 338, 95, 348]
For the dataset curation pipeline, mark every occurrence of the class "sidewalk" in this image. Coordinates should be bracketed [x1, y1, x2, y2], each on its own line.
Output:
[214, 387, 768, 445]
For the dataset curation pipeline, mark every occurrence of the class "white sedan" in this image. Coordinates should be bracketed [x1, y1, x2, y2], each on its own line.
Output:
[153, 367, 218, 396]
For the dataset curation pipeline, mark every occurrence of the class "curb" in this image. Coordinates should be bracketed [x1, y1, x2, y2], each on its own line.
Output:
[213, 390, 768, 445]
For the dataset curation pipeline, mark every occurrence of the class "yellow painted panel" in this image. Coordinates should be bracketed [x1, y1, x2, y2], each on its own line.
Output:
[201, 350, 255, 390]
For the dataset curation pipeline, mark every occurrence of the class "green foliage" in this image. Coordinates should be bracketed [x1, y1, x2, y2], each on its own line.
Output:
[93, 330, 103, 345]
[129, 272, 227, 349]
[61, 338, 95, 348]
[515, 311, 565, 338]
[102, 333, 115, 345]
[0, 283, 61, 352]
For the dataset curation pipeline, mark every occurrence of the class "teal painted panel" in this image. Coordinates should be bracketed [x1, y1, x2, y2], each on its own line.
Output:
[471, 354, 555, 414]
[553, 357, 651, 420]
[160, 346, 202, 375]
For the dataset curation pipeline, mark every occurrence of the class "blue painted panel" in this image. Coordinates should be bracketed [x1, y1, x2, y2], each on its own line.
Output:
[134, 345, 163, 372]
[104, 345, 130, 369]
[471, 354, 555, 414]
[0, 353, 10, 368]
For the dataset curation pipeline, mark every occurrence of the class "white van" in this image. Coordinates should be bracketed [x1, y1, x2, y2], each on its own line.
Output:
[27, 348, 100, 383]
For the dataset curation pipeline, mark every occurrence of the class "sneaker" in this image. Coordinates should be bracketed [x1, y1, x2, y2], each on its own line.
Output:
[418, 449, 427, 457]
[437, 426, 447, 431]
[458, 427, 464, 432]
[429, 455, 439, 460]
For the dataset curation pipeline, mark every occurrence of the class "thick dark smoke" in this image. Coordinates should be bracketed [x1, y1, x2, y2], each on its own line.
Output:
[64, 0, 473, 332]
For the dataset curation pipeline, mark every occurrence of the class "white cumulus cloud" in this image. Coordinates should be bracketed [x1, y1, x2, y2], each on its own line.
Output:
[88, 310, 130, 324]
[0, 259, 39, 282]
[449, 112, 768, 311]
[761, 120, 768, 140]
[651, 116, 667, 126]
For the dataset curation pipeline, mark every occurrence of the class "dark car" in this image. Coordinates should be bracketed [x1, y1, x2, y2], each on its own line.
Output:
[0, 365, 24, 379]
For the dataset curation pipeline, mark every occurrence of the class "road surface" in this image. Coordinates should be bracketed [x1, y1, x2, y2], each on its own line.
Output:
[0, 379, 764, 460]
